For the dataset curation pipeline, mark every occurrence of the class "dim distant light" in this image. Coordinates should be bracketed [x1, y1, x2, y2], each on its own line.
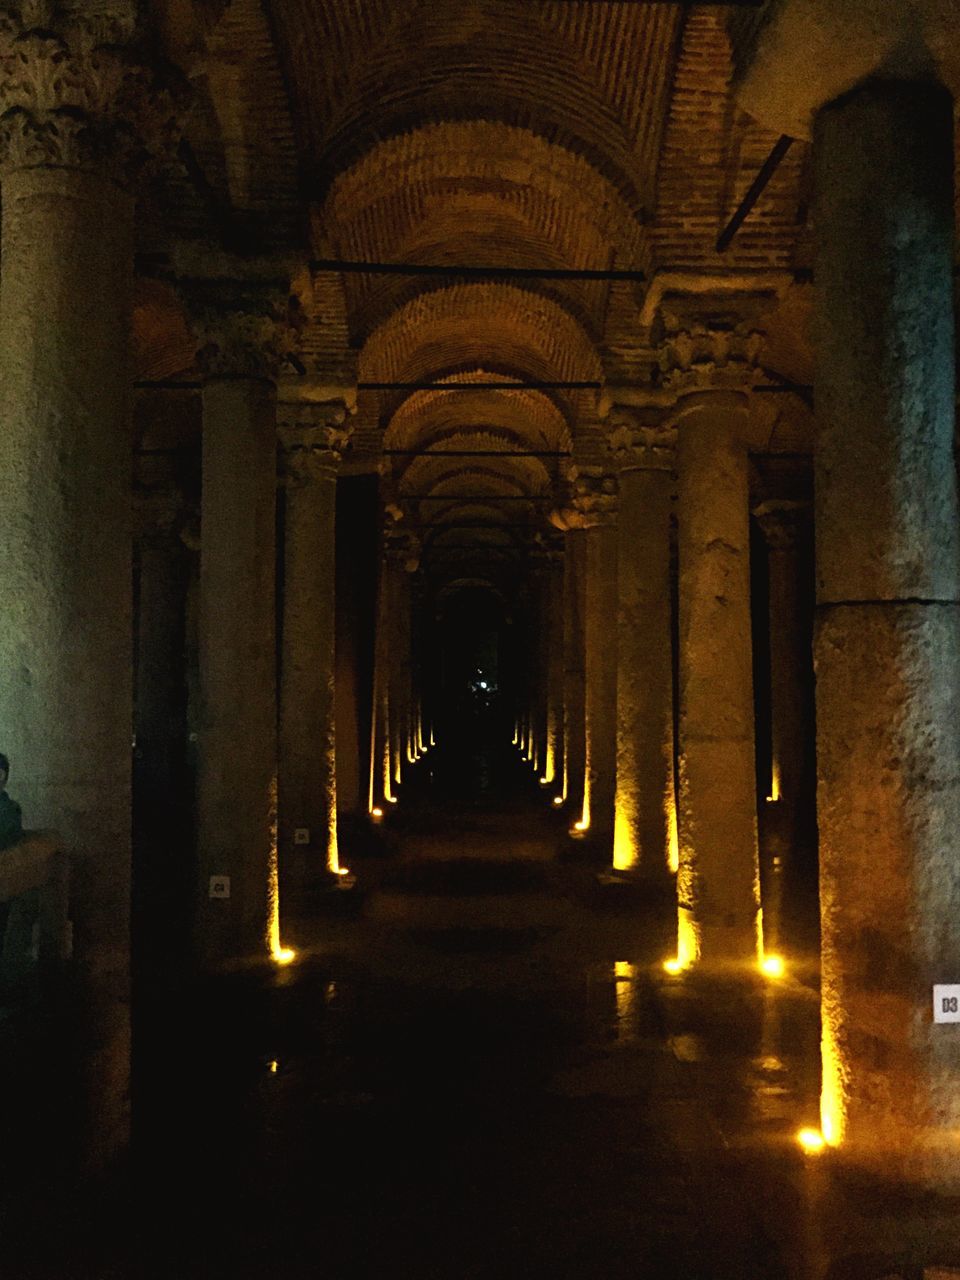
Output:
[371, 806, 383, 819]
[797, 1128, 826, 1155]
[268, 1060, 278, 1074]
[552, 796, 563, 807]
[761, 954, 785, 979]
[663, 957, 686, 975]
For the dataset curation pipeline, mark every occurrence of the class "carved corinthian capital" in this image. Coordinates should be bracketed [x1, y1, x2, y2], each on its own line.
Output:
[277, 401, 353, 486]
[605, 406, 676, 473]
[0, 4, 183, 180]
[551, 466, 618, 531]
[187, 279, 298, 382]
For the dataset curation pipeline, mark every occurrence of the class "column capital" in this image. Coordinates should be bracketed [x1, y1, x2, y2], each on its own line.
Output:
[605, 406, 676, 474]
[277, 400, 353, 487]
[0, 6, 183, 182]
[563, 467, 619, 530]
[185, 278, 297, 383]
[753, 499, 810, 550]
[384, 522, 421, 573]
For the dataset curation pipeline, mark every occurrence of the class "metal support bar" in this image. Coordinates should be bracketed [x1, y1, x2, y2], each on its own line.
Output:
[385, 449, 569, 458]
[716, 134, 794, 253]
[313, 259, 645, 282]
[404, 494, 554, 502]
[360, 380, 600, 391]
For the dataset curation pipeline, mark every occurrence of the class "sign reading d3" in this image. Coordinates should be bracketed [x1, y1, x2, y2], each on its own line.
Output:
[933, 984, 960, 1023]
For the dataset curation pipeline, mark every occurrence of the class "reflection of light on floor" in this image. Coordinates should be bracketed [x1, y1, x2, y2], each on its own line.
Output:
[797, 1127, 826, 1155]
[668, 1034, 704, 1063]
[614, 961, 638, 1042]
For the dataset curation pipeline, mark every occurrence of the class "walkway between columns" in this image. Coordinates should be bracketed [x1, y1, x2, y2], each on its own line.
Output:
[7, 736, 960, 1279]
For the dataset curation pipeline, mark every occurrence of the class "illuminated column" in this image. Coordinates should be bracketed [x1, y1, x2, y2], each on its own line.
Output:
[572, 473, 619, 838]
[754, 499, 810, 946]
[0, 14, 172, 1167]
[543, 545, 565, 788]
[608, 415, 677, 876]
[370, 555, 395, 808]
[562, 528, 587, 808]
[814, 80, 960, 1186]
[191, 283, 288, 964]
[676, 391, 760, 965]
[278, 402, 352, 876]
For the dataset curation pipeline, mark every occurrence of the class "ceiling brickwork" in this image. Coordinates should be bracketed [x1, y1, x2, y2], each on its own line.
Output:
[142, 0, 831, 587]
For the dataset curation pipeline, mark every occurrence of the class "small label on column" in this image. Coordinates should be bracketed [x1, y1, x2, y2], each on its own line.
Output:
[294, 828, 310, 846]
[209, 875, 231, 899]
[933, 984, 960, 1022]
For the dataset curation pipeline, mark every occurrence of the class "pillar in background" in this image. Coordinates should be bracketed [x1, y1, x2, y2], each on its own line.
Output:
[814, 79, 960, 1187]
[608, 413, 677, 877]
[133, 462, 192, 976]
[675, 391, 760, 966]
[0, 12, 175, 1168]
[561, 528, 587, 809]
[570, 471, 619, 840]
[754, 498, 810, 949]
[278, 401, 352, 877]
[542, 543, 565, 790]
[190, 282, 290, 965]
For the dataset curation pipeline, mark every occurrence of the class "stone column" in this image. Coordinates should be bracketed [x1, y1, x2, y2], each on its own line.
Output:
[133, 464, 192, 979]
[190, 284, 290, 965]
[814, 79, 960, 1187]
[542, 546, 565, 790]
[278, 402, 351, 877]
[754, 499, 810, 948]
[562, 528, 587, 809]
[675, 392, 761, 966]
[572, 473, 619, 840]
[608, 415, 677, 878]
[0, 13, 175, 1168]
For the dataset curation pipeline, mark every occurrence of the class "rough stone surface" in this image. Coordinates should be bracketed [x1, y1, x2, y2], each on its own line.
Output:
[814, 79, 960, 1190]
[612, 442, 675, 878]
[0, 163, 134, 1168]
[197, 378, 278, 963]
[278, 403, 350, 875]
[676, 393, 761, 966]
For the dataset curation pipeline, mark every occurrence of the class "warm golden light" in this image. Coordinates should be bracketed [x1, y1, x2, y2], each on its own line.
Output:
[273, 946, 296, 966]
[539, 776, 550, 786]
[768, 760, 781, 803]
[761, 954, 785, 979]
[667, 794, 679, 875]
[268, 1060, 278, 1074]
[612, 806, 637, 873]
[614, 961, 638, 1042]
[797, 1128, 826, 1155]
[573, 819, 589, 833]
[552, 796, 563, 807]
[335, 866, 351, 877]
[676, 907, 700, 970]
[820, 1013, 845, 1147]
[371, 806, 384, 820]
[663, 957, 685, 975]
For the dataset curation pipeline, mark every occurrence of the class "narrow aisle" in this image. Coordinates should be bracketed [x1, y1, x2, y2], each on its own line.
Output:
[21, 734, 831, 1280]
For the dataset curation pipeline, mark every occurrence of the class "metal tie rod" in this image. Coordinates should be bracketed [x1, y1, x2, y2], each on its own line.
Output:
[385, 449, 570, 458]
[360, 380, 600, 391]
[312, 259, 645, 283]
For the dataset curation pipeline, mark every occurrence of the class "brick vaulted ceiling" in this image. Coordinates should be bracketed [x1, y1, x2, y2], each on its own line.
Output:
[149, 0, 817, 583]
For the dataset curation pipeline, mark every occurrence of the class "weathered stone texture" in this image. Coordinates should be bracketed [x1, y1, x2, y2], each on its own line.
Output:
[676, 394, 761, 965]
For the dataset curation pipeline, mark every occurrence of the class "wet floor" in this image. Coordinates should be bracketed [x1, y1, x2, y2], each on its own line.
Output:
[6, 720, 960, 1279]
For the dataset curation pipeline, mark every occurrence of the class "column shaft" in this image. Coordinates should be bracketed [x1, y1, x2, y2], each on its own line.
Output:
[0, 165, 134, 1164]
[814, 80, 960, 1186]
[280, 471, 339, 874]
[198, 379, 278, 962]
[676, 397, 760, 965]
[582, 523, 618, 835]
[563, 531, 587, 808]
[613, 465, 675, 876]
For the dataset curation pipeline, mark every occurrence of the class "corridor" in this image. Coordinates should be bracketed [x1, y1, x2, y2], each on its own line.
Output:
[12, 729, 952, 1280]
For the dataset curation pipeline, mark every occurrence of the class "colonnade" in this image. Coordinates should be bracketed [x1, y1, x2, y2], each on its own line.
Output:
[0, 14, 954, 1192]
